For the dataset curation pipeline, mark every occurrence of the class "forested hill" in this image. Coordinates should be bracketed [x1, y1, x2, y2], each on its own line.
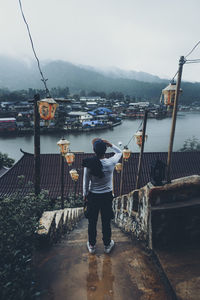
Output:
[0, 56, 200, 104]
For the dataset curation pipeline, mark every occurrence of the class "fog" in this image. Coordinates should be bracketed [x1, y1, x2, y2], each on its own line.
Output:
[1, 0, 200, 82]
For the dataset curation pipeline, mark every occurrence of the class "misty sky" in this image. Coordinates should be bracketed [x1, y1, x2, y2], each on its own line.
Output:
[1, 0, 200, 82]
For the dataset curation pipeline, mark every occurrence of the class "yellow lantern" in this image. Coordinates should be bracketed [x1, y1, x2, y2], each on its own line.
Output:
[57, 138, 70, 155]
[162, 82, 182, 106]
[69, 169, 79, 181]
[38, 97, 59, 120]
[134, 130, 148, 147]
[122, 147, 131, 161]
[115, 163, 122, 173]
[65, 152, 75, 166]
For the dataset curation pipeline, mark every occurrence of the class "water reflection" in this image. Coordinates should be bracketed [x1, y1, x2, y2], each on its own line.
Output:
[87, 255, 114, 300]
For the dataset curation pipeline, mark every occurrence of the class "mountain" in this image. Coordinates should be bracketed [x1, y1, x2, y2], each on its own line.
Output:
[82, 65, 165, 83]
[0, 55, 165, 90]
[0, 56, 200, 104]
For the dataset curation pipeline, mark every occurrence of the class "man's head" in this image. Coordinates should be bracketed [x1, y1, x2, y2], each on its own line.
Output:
[93, 139, 107, 157]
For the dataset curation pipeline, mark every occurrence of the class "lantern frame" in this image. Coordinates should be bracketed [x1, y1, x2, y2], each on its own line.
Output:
[57, 138, 70, 155]
[115, 163, 122, 173]
[122, 147, 131, 161]
[134, 130, 148, 147]
[69, 169, 79, 181]
[65, 152, 75, 166]
[38, 97, 59, 120]
[162, 82, 182, 106]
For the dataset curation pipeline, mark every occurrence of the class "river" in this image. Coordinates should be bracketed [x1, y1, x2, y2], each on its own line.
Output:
[0, 112, 200, 162]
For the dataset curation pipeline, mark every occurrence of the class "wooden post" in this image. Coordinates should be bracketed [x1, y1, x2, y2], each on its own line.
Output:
[119, 157, 124, 196]
[61, 154, 64, 209]
[34, 94, 40, 195]
[74, 180, 78, 201]
[166, 56, 185, 183]
[135, 110, 148, 189]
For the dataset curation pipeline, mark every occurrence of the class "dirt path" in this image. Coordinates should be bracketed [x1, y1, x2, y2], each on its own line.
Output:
[36, 218, 173, 300]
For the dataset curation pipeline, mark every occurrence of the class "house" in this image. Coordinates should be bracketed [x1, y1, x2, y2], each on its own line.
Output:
[0, 118, 17, 132]
[67, 111, 93, 123]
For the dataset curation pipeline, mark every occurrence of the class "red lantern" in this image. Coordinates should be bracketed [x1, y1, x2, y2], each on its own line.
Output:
[57, 138, 70, 155]
[38, 98, 59, 120]
[65, 152, 75, 166]
[162, 82, 182, 106]
[115, 163, 122, 173]
[122, 147, 131, 161]
[69, 169, 79, 181]
[134, 130, 148, 147]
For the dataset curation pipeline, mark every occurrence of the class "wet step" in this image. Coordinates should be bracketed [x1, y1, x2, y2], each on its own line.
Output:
[36, 218, 173, 300]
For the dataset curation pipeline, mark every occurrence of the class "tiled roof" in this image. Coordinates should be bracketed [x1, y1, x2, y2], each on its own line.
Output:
[0, 151, 200, 199]
[0, 166, 9, 178]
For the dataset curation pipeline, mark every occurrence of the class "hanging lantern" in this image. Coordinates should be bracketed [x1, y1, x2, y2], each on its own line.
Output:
[69, 169, 79, 181]
[134, 130, 148, 148]
[115, 163, 122, 173]
[57, 138, 70, 155]
[65, 152, 75, 166]
[162, 81, 182, 106]
[122, 147, 131, 161]
[38, 97, 59, 120]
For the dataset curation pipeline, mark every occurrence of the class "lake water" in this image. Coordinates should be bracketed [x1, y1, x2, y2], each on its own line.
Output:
[0, 112, 200, 162]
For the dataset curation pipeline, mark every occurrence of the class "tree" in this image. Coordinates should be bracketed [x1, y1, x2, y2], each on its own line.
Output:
[0, 152, 15, 168]
[179, 136, 200, 152]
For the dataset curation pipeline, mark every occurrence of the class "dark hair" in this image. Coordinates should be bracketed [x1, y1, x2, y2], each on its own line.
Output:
[82, 156, 104, 178]
[93, 139, 107, 157]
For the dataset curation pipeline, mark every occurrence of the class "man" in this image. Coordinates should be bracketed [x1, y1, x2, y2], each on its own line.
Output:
[82, 138, 122, 254]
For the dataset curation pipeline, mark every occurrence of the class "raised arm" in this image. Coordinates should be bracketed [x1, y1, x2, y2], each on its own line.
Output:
[83, 167, 90, 197]
[102, 140, 122, 164]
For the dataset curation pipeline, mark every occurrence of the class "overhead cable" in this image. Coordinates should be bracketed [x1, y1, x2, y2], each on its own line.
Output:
[185, 40, 200, 58]
[18, 0, 50, 96]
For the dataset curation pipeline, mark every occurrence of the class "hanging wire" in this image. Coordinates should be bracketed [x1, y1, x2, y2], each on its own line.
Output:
[169, 40, 200, 82]
[185, 40, 200, 58]
[126, 118, 143, 147]
[185, 59, 200, 64]
[171, 70, 179, 82]
[18, 0, 50, 97]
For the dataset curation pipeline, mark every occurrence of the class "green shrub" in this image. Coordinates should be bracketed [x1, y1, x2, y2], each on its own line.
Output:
[0, 152, 15, 168]
[179, 136, 200, 152]
[53, 192, 84, 210]
[0, 175, 83, 299]
[0, 188, 51, 300]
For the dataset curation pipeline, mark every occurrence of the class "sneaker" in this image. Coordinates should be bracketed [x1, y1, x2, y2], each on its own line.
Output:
[87, 241, 96, 254]
[104, 240, 114, 254]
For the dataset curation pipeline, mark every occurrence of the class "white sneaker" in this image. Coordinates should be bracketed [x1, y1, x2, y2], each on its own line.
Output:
[87, 241, 96, 254]
[104, 240, 114, 254]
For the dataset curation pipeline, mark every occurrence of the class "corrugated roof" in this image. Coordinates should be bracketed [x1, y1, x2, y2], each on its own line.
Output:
[0, 151, 200, 199]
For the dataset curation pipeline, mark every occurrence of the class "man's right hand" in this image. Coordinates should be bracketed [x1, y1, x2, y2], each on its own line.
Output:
[102, 140, 112, 147]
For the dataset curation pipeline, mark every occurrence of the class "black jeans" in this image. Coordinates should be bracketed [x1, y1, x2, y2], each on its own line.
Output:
[87, 191, 113, 247]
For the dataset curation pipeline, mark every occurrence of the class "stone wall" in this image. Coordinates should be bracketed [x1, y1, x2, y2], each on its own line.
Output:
[37, 207, 83, 246]
[113, 175, 200, 249]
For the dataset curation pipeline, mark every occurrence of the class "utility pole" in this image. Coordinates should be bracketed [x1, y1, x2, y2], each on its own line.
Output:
[34, 94, 41, 195]
[135, 110, 148, 189]
[166, 56, 185, 182]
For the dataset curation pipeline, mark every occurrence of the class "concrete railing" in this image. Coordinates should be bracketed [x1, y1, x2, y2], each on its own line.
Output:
[37, 207, 83, 245]
[113, 175, 200, 249]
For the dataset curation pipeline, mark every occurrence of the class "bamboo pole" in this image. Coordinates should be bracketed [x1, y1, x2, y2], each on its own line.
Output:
[166, 56, 185, 183]
[34, 94, 40, 195]
[135, 110, 148, 189]
[119, 157, 124, 196]
[61, 154, 64, 209]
